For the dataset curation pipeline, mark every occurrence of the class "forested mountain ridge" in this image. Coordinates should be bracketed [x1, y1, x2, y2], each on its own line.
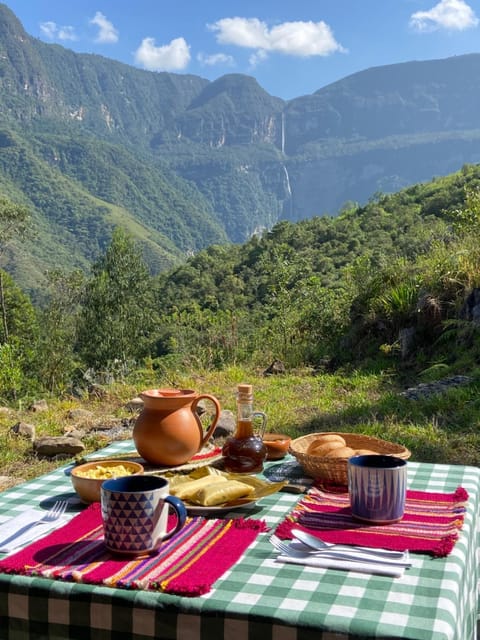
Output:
[157, 161, 478, 315]
[3, 158, 480, 405]
[2, 2, 480, 296]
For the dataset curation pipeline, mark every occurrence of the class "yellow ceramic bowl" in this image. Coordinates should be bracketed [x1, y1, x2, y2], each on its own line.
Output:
[70, 460, 144, 503]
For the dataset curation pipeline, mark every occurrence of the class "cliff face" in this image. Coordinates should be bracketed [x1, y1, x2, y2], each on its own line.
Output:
[284, 55, 480, 149]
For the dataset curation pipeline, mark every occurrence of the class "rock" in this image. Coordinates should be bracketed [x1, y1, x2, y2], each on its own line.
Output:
[124, 397, 144, 411]
[34, 436, 85, 457]
[417, 293, 443, 330]
[64, 427, 85, 439]
[88, 384, 108, 399]
[86, 418, 134, 442]
[314, 356, 338, 373]
[213, 410, 236, 438]
[263, 360, 286, 376]
[67, 408, 94, 421]
[92, 417, 126, 432]
[398, 327, 416, 359]
[10, 421, 36, 440]
[400, 375, 472, 400]
[0, 406, 11, 415]
[29, 399, 48, 412]
[196, 401, 207, 416]
[0, 476, 25, 491]
[460, 288, 480, 324]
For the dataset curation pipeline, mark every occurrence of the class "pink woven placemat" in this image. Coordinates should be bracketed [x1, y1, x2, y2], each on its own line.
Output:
[275, 486, 468, 557]
[0, 503, 267, 596]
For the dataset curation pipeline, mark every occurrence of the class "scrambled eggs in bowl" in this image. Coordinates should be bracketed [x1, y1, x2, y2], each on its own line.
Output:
[71, 459, 144, 503]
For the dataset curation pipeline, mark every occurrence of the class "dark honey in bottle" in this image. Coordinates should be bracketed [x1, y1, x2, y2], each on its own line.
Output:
[222, 384, 267, 473]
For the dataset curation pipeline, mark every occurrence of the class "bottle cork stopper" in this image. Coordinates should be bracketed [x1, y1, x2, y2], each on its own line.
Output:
[237, 383, 253, 394]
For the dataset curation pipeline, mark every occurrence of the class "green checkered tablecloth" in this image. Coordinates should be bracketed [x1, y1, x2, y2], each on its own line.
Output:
[0, 440, 478, 640]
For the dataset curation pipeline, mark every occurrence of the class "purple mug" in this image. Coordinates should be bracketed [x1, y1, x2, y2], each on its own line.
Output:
[348, 455, 407, 524]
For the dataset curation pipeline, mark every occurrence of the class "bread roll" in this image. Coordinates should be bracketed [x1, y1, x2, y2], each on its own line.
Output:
[306, 433, 346, 456]
[354, 449, 379, 455]
[307, 435, 346, 457]
[194, 480, 255, 506]
[325, 446, 356, 458]
[314, 434, 346, 445]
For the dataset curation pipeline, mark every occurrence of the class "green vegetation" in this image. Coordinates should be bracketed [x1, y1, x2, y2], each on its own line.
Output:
[1, 164, 480, 479]
[3, 3, 480, 483]
[77, 227, 158, 369]
[3, 2, 480, 301]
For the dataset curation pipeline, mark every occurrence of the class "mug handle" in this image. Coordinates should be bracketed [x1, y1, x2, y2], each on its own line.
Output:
[163, 495, 187, 541]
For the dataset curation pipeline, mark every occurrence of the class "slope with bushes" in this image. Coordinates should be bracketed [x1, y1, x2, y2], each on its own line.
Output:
[1, 164, 480, 477]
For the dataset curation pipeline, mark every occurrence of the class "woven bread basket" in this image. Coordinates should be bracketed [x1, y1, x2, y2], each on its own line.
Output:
[289, 432, 411, 485]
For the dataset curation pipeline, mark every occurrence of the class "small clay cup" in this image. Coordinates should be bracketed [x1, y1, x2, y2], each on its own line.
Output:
[262, 433, 292, 460]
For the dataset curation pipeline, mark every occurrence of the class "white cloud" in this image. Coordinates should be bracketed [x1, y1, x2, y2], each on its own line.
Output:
[90, 11, 119, 44]
[57, 26, 76, 41]
[40, 21, 57, 39]
[209, 17, 270, 49]
[208, 17, 346, 59]
[134, 37, 191, 71]
[40, 21, 77, 41]
[410, 0, 478, 32]
[197, 52, 235, 67]
[249, 49, 268, 68]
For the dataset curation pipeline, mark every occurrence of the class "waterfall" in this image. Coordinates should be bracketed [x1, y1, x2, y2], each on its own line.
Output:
[283, 164, 292, 197]
[282, 164, 293, 218]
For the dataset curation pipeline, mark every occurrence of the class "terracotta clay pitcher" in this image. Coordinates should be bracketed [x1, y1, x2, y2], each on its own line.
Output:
[133, 388, 221, 466]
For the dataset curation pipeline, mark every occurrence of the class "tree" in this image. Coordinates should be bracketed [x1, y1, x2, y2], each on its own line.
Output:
[0, 196, 30, 248]
[0, 197, 31, 342]
[34, 269, 85, 393]
[77, 227, 158, 371]
[0, 270, 38, 401]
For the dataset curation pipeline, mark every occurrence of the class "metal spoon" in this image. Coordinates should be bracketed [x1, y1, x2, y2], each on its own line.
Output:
[270, 535, 412, 567]
[291, 528, 407, 560]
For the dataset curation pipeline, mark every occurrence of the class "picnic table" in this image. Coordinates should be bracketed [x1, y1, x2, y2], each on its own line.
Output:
[0, 439, 478, 640]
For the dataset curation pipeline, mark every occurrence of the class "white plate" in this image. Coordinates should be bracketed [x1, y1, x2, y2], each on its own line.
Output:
[185, 499, 258, 515]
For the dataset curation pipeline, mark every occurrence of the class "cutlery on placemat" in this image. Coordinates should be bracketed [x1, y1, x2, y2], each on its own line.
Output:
[270, 535, 411, 567]
[290, 528, 406, 559]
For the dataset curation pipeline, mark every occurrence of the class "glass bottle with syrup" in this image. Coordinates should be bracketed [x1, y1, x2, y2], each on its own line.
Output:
[222, 383, 267, 473]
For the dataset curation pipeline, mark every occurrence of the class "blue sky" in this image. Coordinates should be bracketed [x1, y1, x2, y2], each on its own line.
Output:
[4, 0, 480, 99]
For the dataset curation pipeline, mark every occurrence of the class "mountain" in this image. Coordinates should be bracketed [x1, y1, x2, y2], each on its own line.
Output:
[1, 2, 480, 296]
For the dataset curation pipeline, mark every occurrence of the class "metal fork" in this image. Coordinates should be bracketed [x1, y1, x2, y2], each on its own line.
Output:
[270, 535, 324, 558]
[270, 535, 301, 555]
[36, 500, 68, 524]
[0, 500, 68, 548]
[269, 535, 412, 566]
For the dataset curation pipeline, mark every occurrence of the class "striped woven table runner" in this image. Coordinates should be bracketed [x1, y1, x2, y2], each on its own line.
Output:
[275, 486, 468, 556]
[0, 503, 267, 596]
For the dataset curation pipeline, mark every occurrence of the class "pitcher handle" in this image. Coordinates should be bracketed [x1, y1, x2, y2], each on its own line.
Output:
[192, 393, 221, 448]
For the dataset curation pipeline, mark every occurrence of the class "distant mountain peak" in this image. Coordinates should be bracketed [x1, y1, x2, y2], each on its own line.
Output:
[189, 73, 284, 110]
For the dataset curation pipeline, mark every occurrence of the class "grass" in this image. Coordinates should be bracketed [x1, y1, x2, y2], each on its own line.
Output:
[1, 364, 479, 485]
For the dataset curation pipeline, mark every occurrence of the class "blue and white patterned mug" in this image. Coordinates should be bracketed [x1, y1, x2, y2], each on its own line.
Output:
[101, 475, 187, 555]
[347, 455, 407, 524]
